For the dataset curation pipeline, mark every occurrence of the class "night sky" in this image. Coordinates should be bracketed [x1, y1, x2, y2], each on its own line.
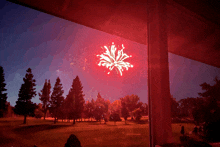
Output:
[1, 0, 220, 106]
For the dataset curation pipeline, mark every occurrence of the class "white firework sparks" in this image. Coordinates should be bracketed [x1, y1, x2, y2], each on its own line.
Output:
[97, 42, 133, 76]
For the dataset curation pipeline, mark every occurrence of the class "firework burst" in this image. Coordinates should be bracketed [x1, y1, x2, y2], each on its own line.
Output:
[97, 42, 133, 76]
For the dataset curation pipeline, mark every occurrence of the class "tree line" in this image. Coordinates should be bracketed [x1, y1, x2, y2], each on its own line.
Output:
[0, 66, 220, 140]
[38, 79, 148, 124]
[170, 77, 220, 141]
[0, 66, 148, 124]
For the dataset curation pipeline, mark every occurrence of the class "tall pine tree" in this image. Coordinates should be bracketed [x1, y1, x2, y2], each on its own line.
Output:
[50, 77, 64, 124]
[39, 79, 51, 120]
[0, 66, 8, 118]
[14, 68, 37, 124]
[66, 76, 85, 124]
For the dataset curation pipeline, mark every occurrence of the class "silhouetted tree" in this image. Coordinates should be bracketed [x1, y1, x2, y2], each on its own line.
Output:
[191, 98, 206, 125]
[0, 66, 7, 118]
[4, 102, 14, 117]
[66, 76, 85, 124]
[121, 94, 142, 119]
[132, 108, 142, 121]
[178, 97, 207, 124]
[109, 110, 121, 125]
[109, 100, 121, 114]
[199, 77, 220, 110]
[39, 79, 51, 120]
[65, 94, 75, 122]
[178, 97, 199, 118]
[50, 77, 64, 124]
[84, 100, 94, 121]
[59, 99, 67, 122]
[14, 68, 37, 124]
[171, 95, 180, 118]
[93, 93, 109, 123]
[93, 93, 104, 123]
[140, 103, 148, 116]
[62, 97, 71, 122]
[120, 98, 129, 124]
[34, 103, 44, 119]
[90, 98, 96, 121]
[198, 77, 220, 141]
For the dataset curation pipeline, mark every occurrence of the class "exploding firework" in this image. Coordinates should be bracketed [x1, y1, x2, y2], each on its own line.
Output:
[97, 42, 133, 76]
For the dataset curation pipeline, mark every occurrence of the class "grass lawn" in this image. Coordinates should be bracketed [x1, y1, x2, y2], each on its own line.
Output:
[0, 117, 197, 147]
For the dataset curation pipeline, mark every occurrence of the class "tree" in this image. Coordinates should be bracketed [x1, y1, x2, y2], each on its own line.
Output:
[109, 110, 121, 125]
[4, 102, 14, 117]
[109, 100, 121, 114]
[91, 98, 96, 121]
[120, 94, 142, 120]
[178, 97, 199, 118]
[93, 93, 109, 124]
[59, 99, 67, 122]
[0, 66, 7, 118]
[199, 77, 220, 110]
[14, 68, 37, 124]
[84, 100, 95, 121]
[140, 103, 148, 116]
[34, 103, 44, 119]
[132, 108, 142, 121]
[171, 95, 180, 118]
[191, 98, 206, 125]
[198, 77, 220, 141]
[120, 98, 129, 124]
[65, 76, 85, 124]
[178, 97, 206, 124]
[39, 79, 51, 120]
[50, 77, 64, 124]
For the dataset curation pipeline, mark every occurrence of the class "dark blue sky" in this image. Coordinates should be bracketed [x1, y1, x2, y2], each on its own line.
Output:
[1, 0, 220, 106]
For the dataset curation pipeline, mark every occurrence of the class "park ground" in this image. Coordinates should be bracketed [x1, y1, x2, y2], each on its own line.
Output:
[0, 117, 201, 147]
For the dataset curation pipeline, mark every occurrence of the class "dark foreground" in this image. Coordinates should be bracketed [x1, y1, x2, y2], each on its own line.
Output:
[0, 117, 210, 147]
